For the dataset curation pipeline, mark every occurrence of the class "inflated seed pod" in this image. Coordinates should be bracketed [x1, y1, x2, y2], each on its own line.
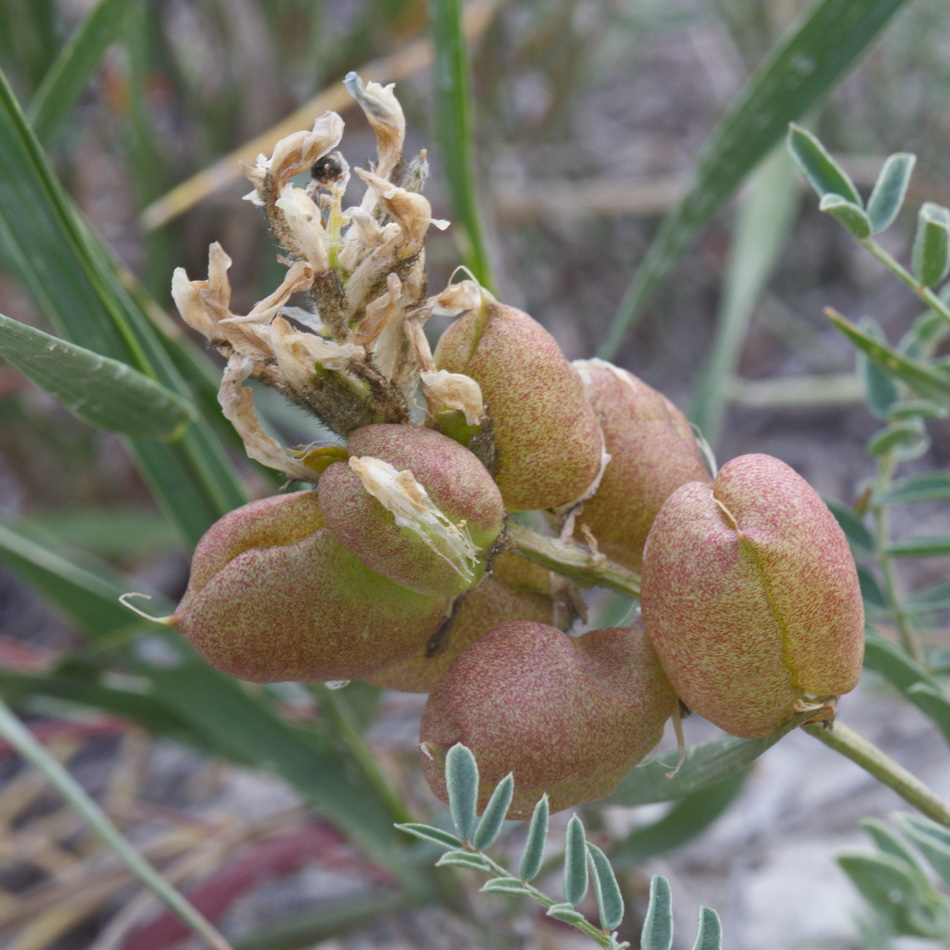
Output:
[419, 620, 677, 818]
[172, 491, 448, 682]
[640, 453, 864, 739]
[433, 302, 605, 512]
[366, 552, 557, 693]
[318, 424, 505, 597]
[573, 359, 711, 571]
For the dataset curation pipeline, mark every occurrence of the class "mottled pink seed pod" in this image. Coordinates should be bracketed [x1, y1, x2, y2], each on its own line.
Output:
[172, 491, 448, 682]
[420, 620, 677, 818]
[434, 302, 605, 512]
[318, 424, 506, 597]
[573, 359, 711, 571]
[366, 552, 557, 693]
[640, 453, 865, 739]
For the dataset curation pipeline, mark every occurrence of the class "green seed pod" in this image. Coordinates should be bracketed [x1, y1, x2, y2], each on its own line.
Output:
[172, 491, 448, 682]
[366, 552, 557, 693]
[318, 424, 506, 597]
[419, 620, 677, 818]
[640, 453, 864, 739]
[573, 359, 711, 571]
[434, 302, 605, 512]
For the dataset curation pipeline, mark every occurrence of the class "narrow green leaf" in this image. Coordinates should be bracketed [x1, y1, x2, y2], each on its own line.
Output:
[480, 877, 533, 896]
[863, 635, 942, 695]
[689, 147, 799, 445]
[885, 536, 950, 558]
[837, 851, 948, 938]
[563, 815, 589, 906]
[546, 904, 589, 927]
[888, 399, 946, 421]
[824, 497, 874, 555]
[912, 203, 950, 287]
[27, 0, 137, 145]
[606, 712, 810, 806]
[858, 565, 887, 611]
[395, 823, 463, 851]
[789, 125, 863, 205]
[445, 743, 479, 842]
[0, 697, 231, 950]
[866, 420, 927, 458]
[0, 313, 196, 438]
[896, 814, 950, 892]
[473, 773, 514, 850]
[819, 193, 871, 238]
[867, 153, 917, 233]
[877, 472, 950, 506]
[641, 875, 674, 950]
[857, 318, 900, 419]
[612, 771, 748, 869]
[0, 66, 247, 546]
[828, 309, 950, 406]
[436, 850, 493, 872]
[518, 793, 549, 882]
[907, 684, 950, 747]
[691, 907, 723, 950]
[587, 842, 624, 932]
[860, 818, 930, 883]
[905, 580, 950, 615]
[599, 0, 910, 359]
[426, 0, 494, 290]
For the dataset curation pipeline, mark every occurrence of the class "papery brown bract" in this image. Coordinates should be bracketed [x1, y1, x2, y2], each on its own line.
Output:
[640, 453, 865, 739]
[366, 553, 557, 693]
[573, 359, 711, 571]
[433, 303, 604, 512]
[172, 492, 449, 683]
[318, 424, 505, 597]
[419, 620, 677, 818]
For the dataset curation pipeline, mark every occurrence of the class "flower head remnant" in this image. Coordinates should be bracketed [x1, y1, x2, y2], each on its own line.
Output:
[172, 72, 464, 480]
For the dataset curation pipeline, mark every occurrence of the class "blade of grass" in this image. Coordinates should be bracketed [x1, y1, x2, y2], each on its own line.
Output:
[427, 0, 496, 289]
[598, 0, 911, 359]
[0, 312, 196, 439]
[0, 66, 248, 545]
[688, 146, 799, 445]
[0, 695, 234, 950]
[26, 0, 137, 145]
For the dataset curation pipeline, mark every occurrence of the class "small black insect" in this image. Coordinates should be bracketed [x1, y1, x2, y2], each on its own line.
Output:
[310, 153, 346, 185]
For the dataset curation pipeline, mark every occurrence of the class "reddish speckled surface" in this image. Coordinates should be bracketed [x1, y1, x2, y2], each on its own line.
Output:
[434, 303, 604, 512]
[640, 454, 864, 738]
[419, 620, 677, 818]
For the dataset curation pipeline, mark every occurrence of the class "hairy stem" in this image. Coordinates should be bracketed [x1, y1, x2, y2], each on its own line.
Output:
[804, 719, 950, 828]
[506, 522, 640, 598]
[860, 237, 950, 327]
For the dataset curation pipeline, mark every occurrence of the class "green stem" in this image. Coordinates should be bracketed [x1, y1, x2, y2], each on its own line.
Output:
[804, 719, 950, 828]
[0, 697, 233, 950]
[871, 452, 922, 661]
[860, 237, 950, 327]
[506, 522, 640, 598]
[312, 685, 470, 915]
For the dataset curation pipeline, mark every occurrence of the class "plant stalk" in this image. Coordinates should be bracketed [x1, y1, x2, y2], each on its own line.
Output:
[506, 522, 640, 598]
[804, 718, 950, 828]
[860, 237, 950, 327]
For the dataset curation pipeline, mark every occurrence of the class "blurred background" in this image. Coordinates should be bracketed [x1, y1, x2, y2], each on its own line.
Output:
[1, 0, 949, 947]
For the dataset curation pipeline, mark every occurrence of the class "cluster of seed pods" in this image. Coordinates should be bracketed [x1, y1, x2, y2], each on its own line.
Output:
[165, 89, 864, 816]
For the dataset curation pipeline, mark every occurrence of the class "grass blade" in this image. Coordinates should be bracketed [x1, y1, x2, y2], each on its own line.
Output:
[427, 0, 496, 289]
[0, 65, 247, 545]
[689, 147, 799, 445]
[0, 312, 196, 439]
[598, 0, 911, 359]
[26, 0, 137, 145]
[0, 696, 233, 950]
